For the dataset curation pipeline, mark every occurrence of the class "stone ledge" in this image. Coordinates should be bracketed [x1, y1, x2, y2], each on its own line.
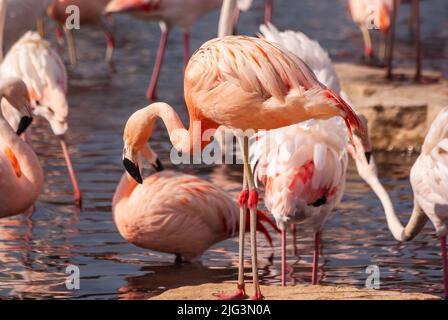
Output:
[335, 63, 448, 152]
[150, 282, 440, 300]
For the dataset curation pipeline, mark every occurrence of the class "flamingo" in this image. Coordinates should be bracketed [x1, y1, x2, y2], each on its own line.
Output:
[104, 0, 257, 100]
[0, 0, 51, 55]
[0, 77, 43, 218]
[120, 24, 366, 299]
[47, 0, 115, 66]
[348, 0, 394, 65]
[245, 23, 372, 286]
[349, 107, 448, 299]
[385, 0, 423, 82]
[113, 159, 278, 262]
[0, 8, 82, 206]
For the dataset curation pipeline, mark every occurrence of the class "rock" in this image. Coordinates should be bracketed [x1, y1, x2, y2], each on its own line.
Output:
[150, 282, 440, 300]
[335, 63, 448, 152]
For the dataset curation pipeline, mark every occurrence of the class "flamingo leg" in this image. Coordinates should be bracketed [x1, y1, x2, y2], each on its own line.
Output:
[59, 136, 82, 206]
[312, 231, 321, 285]
[55, 26, 65, 52]
[441, 236, 448, 300]
[361, 26, 373, 62]
[232, 6, 241, 35]
[291, 224, 298, 256]
[379, 31, 387, 63]
[146, 23, 169, 101]
[183, 32, 190, 70]
[36, 17, 45, 38]
[281, 229, 286, 287]
[241, 136, 263, 300]
[386, 0, 399, 79]
[412, 0, 421, 82]
[215, 138, 249, 300]
[264, 0, 273, 24]
[101, 21, 115, 64]
[64, 27, 77, 67]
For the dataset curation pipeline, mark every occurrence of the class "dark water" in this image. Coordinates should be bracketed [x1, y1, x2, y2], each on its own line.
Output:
[0, 0, 447, 299]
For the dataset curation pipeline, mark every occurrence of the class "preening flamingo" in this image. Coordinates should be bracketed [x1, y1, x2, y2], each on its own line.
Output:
[47, 0, 115, 66]
[247, 23, 372, 286]
[347, 0, 393, 65]
[0, 13, 81, 205]
[113, 163, 277, 262]
[0, 0, 51, 55]
[0, 77, 43, 218]
[349, 107, 448, 299]
[120, 30, 366, 299]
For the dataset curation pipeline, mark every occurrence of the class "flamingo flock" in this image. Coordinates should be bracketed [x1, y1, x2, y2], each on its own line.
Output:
[0, 0, 446, 300]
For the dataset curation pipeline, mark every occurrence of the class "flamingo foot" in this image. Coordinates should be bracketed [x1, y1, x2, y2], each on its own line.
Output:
[249, 291, 264, 300]
[214, 287, 248, 300]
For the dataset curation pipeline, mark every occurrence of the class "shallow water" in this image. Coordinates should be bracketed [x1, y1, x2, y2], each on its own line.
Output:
[0, 0, 447, 299]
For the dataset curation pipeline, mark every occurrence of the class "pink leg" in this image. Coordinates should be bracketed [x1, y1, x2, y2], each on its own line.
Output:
[248, 188, 263, 300]
[146, 29, 169, 101]
[183, 32, 190, 70]
[312, 231, 321, 285]
[214, 186, 249, 300]
[104, 29, 115, 64]
[232, 6, 241, 35]
[441, 236, 448, 300]
[55, 26, 65, 52]
[281, 229, 286, 287]
[386, 0, 399, 79]
[60, 137, 82, 206]
[412, 0, 421, 82]
[264, 0, 273, 24]
[291, 224, 298, 256]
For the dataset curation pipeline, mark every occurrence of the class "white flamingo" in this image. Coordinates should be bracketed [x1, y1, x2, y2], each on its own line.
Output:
[0, 1, 81, 205]
[349, 107, 448, 299]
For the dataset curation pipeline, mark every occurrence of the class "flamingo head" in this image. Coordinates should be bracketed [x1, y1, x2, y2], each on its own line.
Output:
[104, 0, 159, 14]
[352, 113, 373, 164]
[123, 139, 163, 184]
[33, 86, 69, 136]
[0, 78, 33, 136]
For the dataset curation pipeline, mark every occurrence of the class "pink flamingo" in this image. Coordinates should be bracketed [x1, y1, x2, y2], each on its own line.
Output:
[120, 21, 366, 299]
[349, 108, 448, 299]
[347, 0, 393, 65]
[0, 77, 43, 218]
[47, 0, 115, 66]
[104, 0, 258, 100]
[248, 23, 373, 287]
[113, 160, 277, 262]
[0, 25, 82, 204]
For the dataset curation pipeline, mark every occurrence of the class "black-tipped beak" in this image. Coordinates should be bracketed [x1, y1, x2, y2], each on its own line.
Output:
[365, 152, 372, 164]
[123, 158, 143, 184]
[16, 116, 33, 136]
[152, 158, 164, 172]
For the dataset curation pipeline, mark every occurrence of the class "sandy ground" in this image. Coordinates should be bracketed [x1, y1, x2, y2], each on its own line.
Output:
[150, 283, 440, 300]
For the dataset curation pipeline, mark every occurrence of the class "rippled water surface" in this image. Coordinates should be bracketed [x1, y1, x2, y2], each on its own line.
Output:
[0, 0, 447, 299]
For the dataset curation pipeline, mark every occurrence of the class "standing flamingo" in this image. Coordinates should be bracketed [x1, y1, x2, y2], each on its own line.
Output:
[246, 23, 372, 286]
[0, 15, 81, 205]
[349, 107, 448, 299]
[113, 150, 277, 262]
[120, 30, 365, 299]
[0, 77, 43, 218]
[0, 0, 51, 55]
[47, 0, 115, 66]
[348, 0, 393, 65]
[104, 0, 258, 100]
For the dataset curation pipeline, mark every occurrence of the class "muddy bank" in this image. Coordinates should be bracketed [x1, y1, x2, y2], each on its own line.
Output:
[150, 283, 440, 300]
[335, 63, 448, 152]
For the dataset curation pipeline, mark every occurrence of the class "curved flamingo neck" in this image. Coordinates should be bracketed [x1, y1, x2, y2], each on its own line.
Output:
[127, 102, 216, 155]
[362, 164, 427, 242]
